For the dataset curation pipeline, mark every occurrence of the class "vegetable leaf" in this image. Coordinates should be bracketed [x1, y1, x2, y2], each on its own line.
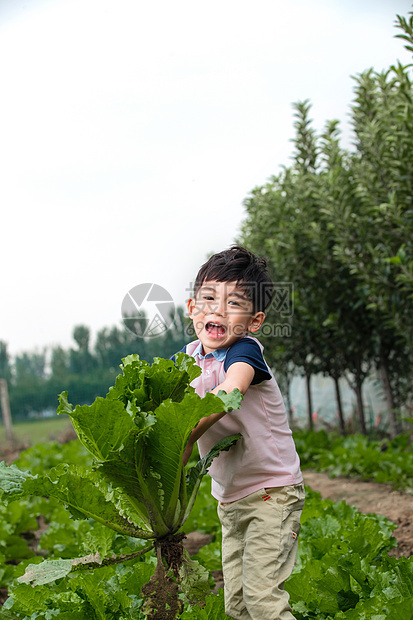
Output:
[17, 553, 103, 586]
[57, 392, 135, 460]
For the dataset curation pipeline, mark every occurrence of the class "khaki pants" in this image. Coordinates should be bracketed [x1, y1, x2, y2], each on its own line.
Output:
[217, 483, 305, 620]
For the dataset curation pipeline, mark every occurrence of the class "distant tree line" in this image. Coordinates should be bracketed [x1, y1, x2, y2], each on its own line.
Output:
[240, 13, 413, 437]
[0, 308, 189, 421]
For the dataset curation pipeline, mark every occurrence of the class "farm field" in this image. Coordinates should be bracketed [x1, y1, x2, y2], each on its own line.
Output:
[0, 356, 412, 618]
[0, 429, 412, 618]
[2, 437, 412, 558]
[2, 435, 412, 561]
[0, 417, 71, 450]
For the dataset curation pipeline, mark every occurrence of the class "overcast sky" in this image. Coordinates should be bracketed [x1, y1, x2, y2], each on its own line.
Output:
[1, 0, 412, 356]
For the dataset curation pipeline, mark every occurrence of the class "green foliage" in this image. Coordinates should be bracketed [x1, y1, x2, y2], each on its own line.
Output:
[1, 355, 242, 543]
[4, 306, 190, 422]
[287, 489, 413, 619]
[180, 589, 227, 619]
[294, 429, 413, 491]
[14, 438, 92, 474]
[2, 562, 156, 619]
[0, 441, 93, 590]
[1, 437, 412, 618]
[0, 354, 243, 616]
[0, 501, 37, 590]
[182, 477, 223, 573]
[240, 10, 413, 435]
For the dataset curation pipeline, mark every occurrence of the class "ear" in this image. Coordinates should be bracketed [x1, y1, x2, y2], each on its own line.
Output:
[187, 297, 196, 319]
[248, 312, 265, 333]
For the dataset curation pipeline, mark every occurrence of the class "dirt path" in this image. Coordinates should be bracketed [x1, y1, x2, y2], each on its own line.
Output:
[303, 471, 413, 558]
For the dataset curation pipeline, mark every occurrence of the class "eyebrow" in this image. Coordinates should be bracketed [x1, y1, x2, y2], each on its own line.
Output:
[228, 291, 249, 300]
[199, 286, 249, 301]
[199, 285, 216, 293]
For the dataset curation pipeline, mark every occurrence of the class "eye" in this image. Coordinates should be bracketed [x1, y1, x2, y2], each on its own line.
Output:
[202, 295, 214, 301]
[228, 300, 241, 306]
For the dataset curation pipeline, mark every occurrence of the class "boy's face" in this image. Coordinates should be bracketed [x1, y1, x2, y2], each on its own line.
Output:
[187, 280, 265, 354]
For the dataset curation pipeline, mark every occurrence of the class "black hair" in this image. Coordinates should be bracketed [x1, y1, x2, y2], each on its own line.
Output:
[194, 245, 273, 313]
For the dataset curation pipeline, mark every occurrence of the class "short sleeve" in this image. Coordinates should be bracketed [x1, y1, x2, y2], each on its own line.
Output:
[224, 338, 271, 384]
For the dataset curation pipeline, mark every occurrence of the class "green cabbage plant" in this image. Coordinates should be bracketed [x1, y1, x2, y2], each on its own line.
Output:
[0, 354, 243, 618]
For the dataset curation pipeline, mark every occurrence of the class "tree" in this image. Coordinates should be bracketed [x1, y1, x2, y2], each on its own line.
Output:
[241, 88, 412, 435]
[320, 16, 413, 432]
[94, 326, 134, 372]
[0, 341, 12, 383]
[50, 346, 69, 381]
[69, 325, 97, 375]
[14, 350, 47, 381]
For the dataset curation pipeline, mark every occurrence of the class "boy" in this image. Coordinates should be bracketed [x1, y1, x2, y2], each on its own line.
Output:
[181, 246, 304, 620]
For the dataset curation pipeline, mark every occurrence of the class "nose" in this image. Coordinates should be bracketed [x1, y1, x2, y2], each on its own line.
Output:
[214, 296, 226, 317]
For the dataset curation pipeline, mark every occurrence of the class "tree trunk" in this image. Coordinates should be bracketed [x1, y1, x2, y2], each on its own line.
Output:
[0, 379, 14, 447]
[333, 376, 346, 435]
[379, 353, 401, 437]
[305, 372, 313, 431]
[354, 377, 367, 435]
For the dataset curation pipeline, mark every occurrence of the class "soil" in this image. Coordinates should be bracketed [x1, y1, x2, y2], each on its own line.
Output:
[141, 543, 182, 620]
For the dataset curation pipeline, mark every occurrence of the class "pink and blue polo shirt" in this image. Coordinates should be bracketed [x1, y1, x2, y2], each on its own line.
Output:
[181, 336, 303, 503]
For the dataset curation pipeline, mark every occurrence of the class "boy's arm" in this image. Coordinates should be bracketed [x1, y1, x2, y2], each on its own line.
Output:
[183, 362, 254, 465]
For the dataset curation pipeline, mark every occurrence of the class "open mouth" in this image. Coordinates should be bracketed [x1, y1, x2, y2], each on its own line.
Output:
[205, 322, 226, 338]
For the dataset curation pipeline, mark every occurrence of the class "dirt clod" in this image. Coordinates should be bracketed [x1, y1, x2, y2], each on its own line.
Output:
[159, 532, 186, 578]
[140, 534, 194, 620]
[141, 557, 182, 620]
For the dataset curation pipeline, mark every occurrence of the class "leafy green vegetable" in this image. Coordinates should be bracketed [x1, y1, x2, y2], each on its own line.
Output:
[286, 488, 412, 619]
[17, 553, 103, 586]
[0, 354, 243, 613]
[2, 562, 156, 619]
[3, 472, 413, 619]
[180, 588, 228, 619]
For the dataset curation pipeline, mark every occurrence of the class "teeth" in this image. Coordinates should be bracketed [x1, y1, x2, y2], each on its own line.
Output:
[206, 322, 225, 334]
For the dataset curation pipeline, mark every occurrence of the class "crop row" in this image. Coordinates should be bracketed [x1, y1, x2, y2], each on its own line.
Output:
[0, 439, 411, 618]
[294, 429, 413, 492]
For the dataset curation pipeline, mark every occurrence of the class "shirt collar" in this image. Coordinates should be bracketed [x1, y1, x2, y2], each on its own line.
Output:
[193, 341, 227, 361]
